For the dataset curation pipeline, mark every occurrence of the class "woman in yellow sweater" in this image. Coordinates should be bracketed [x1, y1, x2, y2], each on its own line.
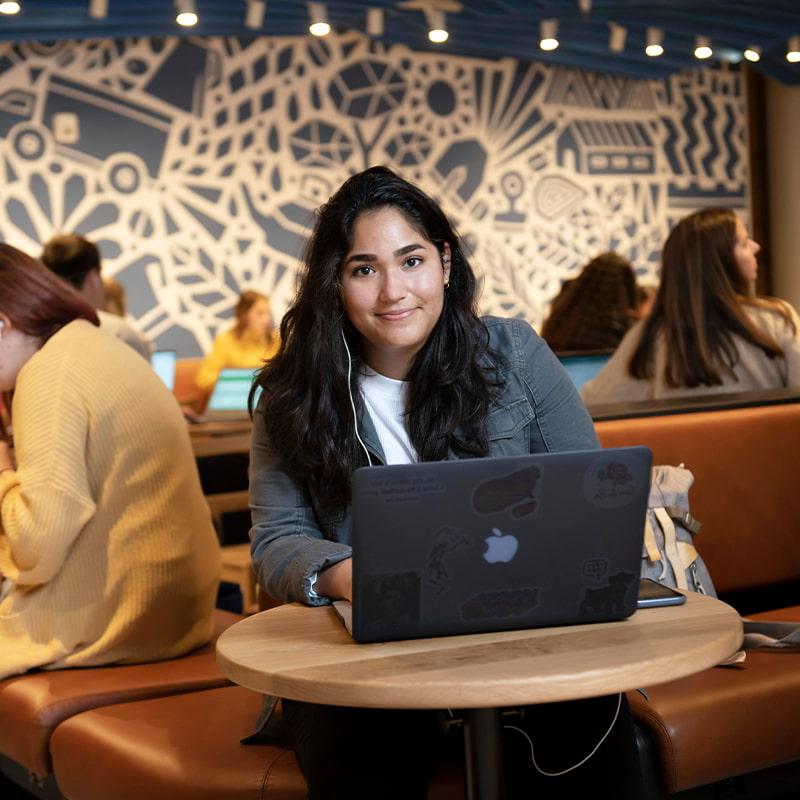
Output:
[0, 244, 221, 680]
[194, 290, 280, 395]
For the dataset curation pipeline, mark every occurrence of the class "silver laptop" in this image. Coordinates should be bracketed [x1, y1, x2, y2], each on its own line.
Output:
[199, 368, 261, 422]
[350, 446, 651, 643]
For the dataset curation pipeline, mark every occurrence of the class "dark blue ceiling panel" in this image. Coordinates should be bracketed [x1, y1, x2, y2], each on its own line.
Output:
[0, 1, 797, 84]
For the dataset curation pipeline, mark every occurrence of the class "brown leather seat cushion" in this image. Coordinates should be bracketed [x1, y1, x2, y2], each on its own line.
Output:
[596, 403, 800, 594]
[629, 605, 800, 793]
[0, 609, 240, 777]
[51, 685, 306, 800]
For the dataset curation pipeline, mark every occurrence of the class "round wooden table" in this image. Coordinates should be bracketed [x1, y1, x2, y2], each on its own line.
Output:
[217, 592, 741, 799]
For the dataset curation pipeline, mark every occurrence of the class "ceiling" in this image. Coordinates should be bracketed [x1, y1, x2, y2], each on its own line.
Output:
[0, 1, 798, 85]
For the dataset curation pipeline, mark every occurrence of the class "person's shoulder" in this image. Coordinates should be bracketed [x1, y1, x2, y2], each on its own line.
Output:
[746, 298, 800, 333]
[481, 315, 538, 347]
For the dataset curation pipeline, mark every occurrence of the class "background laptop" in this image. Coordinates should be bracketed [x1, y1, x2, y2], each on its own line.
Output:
[199, 368, 261, 421]
[557, 350, 613, 391]
[150, 350, 177, 391]
[350, 446, 651, 643]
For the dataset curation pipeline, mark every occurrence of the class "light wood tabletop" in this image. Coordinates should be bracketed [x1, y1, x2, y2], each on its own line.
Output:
[216, 592, 742, 710]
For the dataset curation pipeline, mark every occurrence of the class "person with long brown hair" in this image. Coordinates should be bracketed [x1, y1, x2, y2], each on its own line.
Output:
[195, 289, 279, 393]
[581, 208, 800, 403]
[541, 251, 640, 353]
[0, 244, 220, 680]
[248, 167, 644, 800]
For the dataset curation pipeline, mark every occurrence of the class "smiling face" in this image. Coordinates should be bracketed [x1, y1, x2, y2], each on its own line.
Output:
[732, 216, 760, 288]
[340, 206, 450, 379]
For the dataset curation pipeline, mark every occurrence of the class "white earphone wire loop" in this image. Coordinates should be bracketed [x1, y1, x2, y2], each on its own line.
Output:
[504, 692, 622, 778]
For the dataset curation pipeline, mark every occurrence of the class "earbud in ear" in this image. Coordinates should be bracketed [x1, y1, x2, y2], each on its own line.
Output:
[0, 319, 5, 336]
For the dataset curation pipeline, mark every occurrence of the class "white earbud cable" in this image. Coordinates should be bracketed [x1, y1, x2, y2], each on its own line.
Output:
[504, 692, 622, 777]
[341, 329, 372, 467]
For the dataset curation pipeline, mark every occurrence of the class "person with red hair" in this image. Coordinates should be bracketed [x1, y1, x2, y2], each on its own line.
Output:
[0, 244, 220, 680]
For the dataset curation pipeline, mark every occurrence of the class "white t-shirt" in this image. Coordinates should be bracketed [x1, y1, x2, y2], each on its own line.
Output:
[360, 365, 416, 465]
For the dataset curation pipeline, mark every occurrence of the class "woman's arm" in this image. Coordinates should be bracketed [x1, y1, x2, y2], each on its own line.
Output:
[508, 320, 599, 453]
[0, 363, 97, 586]
[250, 407, 352, 605]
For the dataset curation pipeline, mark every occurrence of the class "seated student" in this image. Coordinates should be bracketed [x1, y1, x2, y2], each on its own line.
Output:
[0, 244, 221, 680]
[195, 290, 279, 395]
[41, 233, 153, 359]
[582, 208, 800, 404]
[541, 252, 639, 353]
[248, 166, 644, 799]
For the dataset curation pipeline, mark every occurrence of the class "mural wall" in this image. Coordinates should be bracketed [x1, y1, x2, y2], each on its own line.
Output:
[0, 33, 749, 355]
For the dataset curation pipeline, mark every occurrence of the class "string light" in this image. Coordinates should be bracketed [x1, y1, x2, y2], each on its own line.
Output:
[694, 36, 713, 59]
[645, 27, 664, 57]
[308, 2, 330, 36]
[540, 19, 559, 52]
[175, 0, 198, 27]
[743, 46, 761, 63]
[426, 10, 448, 43]
[787, 36, 800, 63]
[0, 1, 20, 14]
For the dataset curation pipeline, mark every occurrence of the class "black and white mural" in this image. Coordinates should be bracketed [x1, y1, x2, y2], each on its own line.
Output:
[0, 33, 748, 355]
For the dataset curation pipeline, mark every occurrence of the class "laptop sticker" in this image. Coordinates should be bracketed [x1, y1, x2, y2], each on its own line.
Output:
[579, 571, 637, 618]
[460, 588, 540, 621]
[472, 464, 541, 519]
[426, 526, 472, 595]
[583, 453, 646, 509]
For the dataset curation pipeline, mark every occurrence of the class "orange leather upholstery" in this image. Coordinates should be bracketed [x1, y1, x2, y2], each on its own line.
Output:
[597, 404, 800, 793]
[596, 403, 800, 594]
[0, 609, 240, 777]
[51, 686, 306, 800]
[50, 684, 465, 800]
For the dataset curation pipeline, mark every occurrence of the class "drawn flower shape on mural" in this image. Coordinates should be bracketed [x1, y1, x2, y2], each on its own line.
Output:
[289, 119, 354, 168]
[384, 130, 432, 168]
[328, 59, 406, 119]
[404, 59, 473, 140]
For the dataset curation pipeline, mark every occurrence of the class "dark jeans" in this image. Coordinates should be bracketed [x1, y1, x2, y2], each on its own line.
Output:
[283, 693, 644, 799]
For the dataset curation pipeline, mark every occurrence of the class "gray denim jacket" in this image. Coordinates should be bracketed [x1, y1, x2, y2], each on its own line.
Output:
[249, 316, 599, 606]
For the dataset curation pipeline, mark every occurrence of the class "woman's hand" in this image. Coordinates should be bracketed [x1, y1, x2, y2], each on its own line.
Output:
[316, 558, 353, 602]
[0, 440, 14, 473]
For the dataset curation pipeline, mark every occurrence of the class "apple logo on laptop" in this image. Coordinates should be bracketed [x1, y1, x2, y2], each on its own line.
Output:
[483, 527, 518, 564]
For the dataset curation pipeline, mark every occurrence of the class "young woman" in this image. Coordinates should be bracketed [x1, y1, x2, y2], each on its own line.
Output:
[541, 251, 640, 353]
[249, 167, 644, 799]
[195, 289, 279, 394]
[581, 208, 800, 403]
[0, 245, 220, 680]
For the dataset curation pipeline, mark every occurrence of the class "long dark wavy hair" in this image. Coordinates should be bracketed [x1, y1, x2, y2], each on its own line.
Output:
[541, 252, 638, 352]
[252, 166, 503, 509]
[629, 207, 794, 387]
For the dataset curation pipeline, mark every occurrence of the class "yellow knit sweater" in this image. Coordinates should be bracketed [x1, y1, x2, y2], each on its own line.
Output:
[0, 320, 221, 680]
[195, 328, 280, 392]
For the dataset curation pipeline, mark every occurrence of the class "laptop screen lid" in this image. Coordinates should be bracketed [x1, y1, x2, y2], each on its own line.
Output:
[150, 350, 177, 392]
[206, 368, 261, 412]
[557, 351, 613, 391]
[351, 446, 651, 643]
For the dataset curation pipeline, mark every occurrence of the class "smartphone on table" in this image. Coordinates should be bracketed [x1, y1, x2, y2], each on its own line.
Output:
[637, 578, 687, 608]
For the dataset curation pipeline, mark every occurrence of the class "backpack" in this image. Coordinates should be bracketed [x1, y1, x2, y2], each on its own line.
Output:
[642, 464, 717, 597]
